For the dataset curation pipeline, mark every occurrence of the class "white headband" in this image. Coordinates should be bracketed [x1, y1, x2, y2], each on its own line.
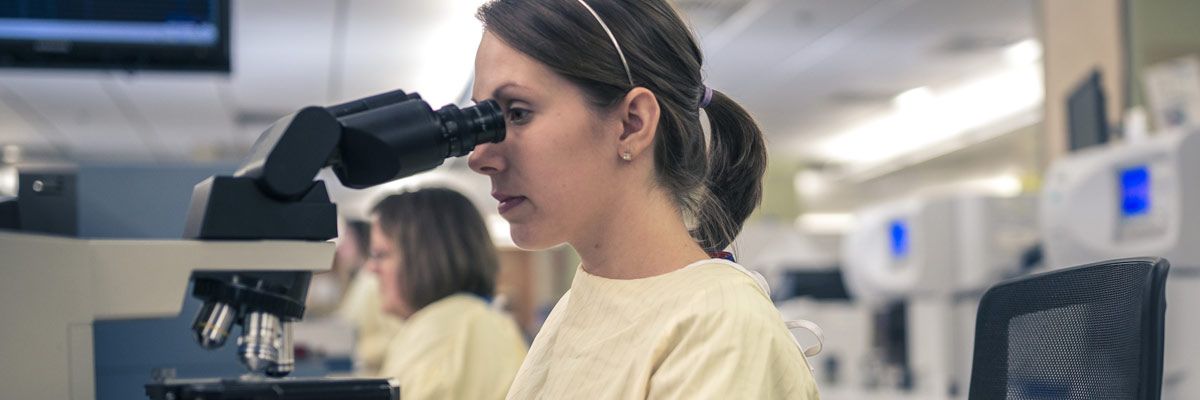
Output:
[575, 0, 634, 86]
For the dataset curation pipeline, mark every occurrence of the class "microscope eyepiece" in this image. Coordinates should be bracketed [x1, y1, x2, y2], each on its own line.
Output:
[436, 100, 506, 158]
[332, 96, 507, 188]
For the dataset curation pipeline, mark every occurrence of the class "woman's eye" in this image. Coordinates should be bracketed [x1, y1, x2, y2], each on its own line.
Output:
[506, 108, 531, 125]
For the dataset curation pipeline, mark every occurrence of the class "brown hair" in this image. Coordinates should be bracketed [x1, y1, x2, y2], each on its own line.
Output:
[372, 187, 499, 311]
[345, 219, 371, 260]
[477, 0, 767, 251]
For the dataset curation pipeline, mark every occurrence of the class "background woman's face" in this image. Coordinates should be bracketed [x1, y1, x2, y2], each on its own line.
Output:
[368, 220, 413, 318]
[469, 32, 626, 250]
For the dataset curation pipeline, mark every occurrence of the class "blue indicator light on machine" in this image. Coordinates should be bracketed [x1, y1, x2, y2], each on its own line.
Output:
[890, 219, 908, 259]
[1120, 165, 1150, 217]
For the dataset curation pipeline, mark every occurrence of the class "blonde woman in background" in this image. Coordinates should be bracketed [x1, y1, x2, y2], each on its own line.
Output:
[367, 188, 527, 400]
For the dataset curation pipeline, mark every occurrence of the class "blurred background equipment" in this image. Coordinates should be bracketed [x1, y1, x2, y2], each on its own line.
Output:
[1066, 70, 1110, 152]
[840, 192, 1039, 399]
[1041, 129, 1200, 398]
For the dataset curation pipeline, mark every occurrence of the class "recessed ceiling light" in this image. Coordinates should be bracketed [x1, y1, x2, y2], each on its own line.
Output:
[1004, 39, 1042, 66]
[893, 87, 934, 111]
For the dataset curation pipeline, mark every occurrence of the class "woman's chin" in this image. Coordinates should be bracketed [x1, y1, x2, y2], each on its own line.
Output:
[509, 224, 561, 251]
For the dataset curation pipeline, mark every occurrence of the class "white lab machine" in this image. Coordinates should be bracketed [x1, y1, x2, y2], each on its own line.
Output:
[842, 192, 1039, 399]
[1040, 130, 1200, 399]
[736, 218, 841, 297]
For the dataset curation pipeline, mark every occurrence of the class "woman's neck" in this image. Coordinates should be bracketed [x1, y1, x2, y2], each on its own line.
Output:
[572, 187, 710, 280]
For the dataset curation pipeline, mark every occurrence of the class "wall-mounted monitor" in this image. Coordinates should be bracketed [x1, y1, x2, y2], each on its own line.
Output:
[0, 0, 230, 72]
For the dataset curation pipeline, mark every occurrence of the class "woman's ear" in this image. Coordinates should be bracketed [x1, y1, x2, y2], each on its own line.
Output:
[617, 87, 660, 159]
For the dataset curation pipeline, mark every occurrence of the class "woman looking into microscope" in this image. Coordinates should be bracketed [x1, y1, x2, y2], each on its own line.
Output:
[467, 0, 820, 398]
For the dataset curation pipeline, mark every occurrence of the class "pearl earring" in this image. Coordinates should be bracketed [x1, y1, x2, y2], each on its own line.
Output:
[620, 151, 632, 161]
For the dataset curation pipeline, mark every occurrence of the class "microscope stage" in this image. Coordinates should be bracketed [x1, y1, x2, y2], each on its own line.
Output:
[145, 377, 398, 400]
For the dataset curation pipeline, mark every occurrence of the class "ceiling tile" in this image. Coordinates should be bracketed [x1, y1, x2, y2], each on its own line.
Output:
[1, 71, 156, 161]
[229, 0, 339, 114]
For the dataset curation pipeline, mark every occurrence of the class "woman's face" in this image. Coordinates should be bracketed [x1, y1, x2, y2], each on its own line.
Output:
[469, 32, 626, 250]
[367, 219, 413, 318]
[332, 222, 364, 274]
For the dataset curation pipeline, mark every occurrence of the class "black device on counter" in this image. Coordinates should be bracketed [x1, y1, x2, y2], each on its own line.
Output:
[158, 89, 505, 399]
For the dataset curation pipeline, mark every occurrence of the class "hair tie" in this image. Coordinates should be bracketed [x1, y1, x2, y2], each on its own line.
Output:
[709, 250, 735, 262]
[699, 86, 714, 109]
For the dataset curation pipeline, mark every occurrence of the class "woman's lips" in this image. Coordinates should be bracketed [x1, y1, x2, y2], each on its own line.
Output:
[494, 194, 527, 214]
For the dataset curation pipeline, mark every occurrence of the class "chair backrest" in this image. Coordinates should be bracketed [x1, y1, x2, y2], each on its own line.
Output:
[968, 257, 1169, 400]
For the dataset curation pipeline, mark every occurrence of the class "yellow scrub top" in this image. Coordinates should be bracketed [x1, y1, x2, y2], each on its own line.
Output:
[506, 259, 820, 400]
[380, 293, 528, 400]
[337, 272, 403, 376]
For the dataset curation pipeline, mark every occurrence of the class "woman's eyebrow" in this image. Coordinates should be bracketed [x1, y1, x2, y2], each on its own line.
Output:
[472, 82, 528, 103]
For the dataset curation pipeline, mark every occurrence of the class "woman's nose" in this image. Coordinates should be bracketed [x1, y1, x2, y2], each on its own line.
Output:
[469, 142, 505, 176]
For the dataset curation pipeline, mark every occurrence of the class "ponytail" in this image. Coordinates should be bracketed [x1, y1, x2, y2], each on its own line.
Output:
[693, 90, 767, 252]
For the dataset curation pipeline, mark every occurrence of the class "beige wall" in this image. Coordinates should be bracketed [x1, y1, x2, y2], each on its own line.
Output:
[1128, 0, 1200, 122]
[1038, 0, 1125, 161]
[755, 155, 803, 221]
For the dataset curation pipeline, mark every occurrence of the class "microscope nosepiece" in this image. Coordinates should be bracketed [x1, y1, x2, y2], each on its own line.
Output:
[238, 311, 282, 373]
[265, 322, 295, 377]
[192, 301, 236, 349]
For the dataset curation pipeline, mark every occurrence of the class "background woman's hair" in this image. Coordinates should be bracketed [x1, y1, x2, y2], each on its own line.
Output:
[372, 187, 499, 311]
[478, 0, 767, 251]
[345, 219, 372, 260]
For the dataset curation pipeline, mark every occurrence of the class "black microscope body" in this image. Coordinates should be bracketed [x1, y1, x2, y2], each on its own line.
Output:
[146, 89, 504, 400]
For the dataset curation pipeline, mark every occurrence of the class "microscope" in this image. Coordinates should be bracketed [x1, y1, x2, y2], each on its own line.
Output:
[0, 89, 504, 400]
[150, 89, 505, 399]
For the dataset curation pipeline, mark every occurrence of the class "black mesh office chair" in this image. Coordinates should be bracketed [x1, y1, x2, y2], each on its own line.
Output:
[967, 257, 1169, 400]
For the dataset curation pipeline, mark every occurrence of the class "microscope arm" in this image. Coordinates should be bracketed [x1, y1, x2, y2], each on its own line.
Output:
[185, 89, 503, 241]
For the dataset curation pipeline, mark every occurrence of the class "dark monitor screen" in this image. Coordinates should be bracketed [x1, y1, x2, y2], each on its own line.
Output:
[0, 0, 229, 72]
[1066, 70, 1109, 152]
